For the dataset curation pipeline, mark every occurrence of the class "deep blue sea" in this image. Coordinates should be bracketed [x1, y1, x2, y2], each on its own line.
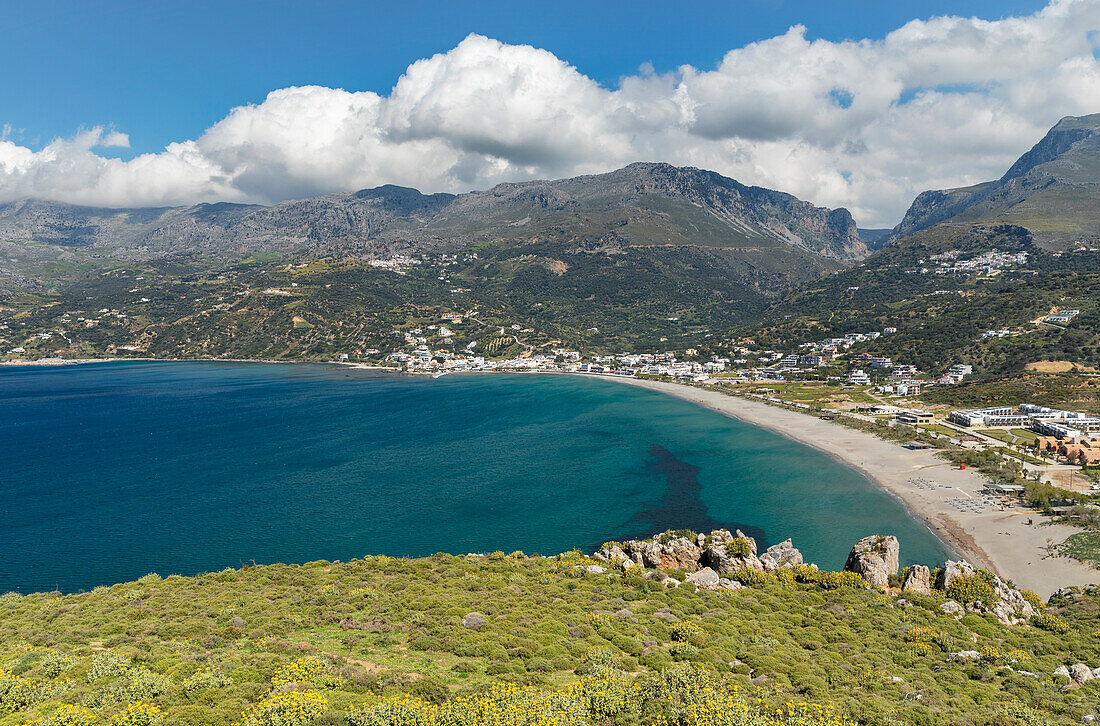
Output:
[0, 362, 950, 592]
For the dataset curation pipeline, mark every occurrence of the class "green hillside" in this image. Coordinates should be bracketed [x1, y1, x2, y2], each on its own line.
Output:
[747, 224, 1100, 378]
[0, 236, 838, 361]
[2, 538, 1099, 726]
[891, 114, 1100, 248]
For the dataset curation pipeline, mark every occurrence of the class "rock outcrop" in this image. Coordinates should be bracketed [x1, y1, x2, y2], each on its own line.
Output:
[843, 535, 900, 588]
[685, 568, 720, 587]
[593, 529, 787, 577]
[933, 560, 1037, 626]
[934, 560, 974, 592]
[461, 612, 486, 630]
[941, 601, 965, 619]
[903, 565, 931, 596]
[1070, 664, 1095, 685]
[759, 539, 804, 571]
[592, 530, 1040, 626]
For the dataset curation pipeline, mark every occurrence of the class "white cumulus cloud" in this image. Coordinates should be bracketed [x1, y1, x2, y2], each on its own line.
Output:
[1, 0, 1099, 226]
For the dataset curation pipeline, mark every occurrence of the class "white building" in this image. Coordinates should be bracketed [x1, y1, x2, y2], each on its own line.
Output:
[847, 369, 871, 385]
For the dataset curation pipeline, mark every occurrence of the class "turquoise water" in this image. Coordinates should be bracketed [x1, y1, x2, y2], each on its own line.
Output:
[0, 362, 949, 592]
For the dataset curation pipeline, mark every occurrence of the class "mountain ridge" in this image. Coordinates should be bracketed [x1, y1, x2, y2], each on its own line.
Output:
[891, 113, 1100, 245]
[0, 162, 865, 280]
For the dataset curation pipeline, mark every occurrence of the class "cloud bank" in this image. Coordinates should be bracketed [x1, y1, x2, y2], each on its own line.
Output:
[1, 0, 1099, 226]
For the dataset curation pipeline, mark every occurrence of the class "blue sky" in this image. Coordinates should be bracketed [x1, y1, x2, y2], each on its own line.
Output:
[3, 0, 1048, 156]
[1, 0, 1095, 226]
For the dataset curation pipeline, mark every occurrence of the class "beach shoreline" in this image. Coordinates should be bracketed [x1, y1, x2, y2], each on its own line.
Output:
[5, 357, 1096, 595]
[593, 375, 1097, 597]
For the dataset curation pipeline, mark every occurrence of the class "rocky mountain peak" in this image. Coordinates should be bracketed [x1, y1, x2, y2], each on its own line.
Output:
[999, 113, 1100, 183]
[890, 112, 1100, 244]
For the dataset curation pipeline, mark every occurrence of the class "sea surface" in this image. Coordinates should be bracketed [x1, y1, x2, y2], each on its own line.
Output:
[0, 361, 950, 592]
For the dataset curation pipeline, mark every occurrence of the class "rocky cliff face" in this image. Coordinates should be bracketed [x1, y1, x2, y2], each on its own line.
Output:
[890, 113, 1100, 245]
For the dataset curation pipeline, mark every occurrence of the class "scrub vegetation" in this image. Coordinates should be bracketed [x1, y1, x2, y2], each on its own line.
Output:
[2, 549, 1099, 725]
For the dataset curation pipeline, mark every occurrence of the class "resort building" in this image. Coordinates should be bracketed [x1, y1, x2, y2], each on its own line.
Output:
[949, 404, 1100, 435]
[1036, 436, 1100, 464]
[895, 410, 934, 425]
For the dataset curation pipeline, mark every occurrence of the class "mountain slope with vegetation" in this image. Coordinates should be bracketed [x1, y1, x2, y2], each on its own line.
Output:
[745, 115, 1100, 403]
[2, 533, 1099, 726]
[891, 114, 1100, 248]
[0, 164, 867, 359]
[0, 162, 863, 295]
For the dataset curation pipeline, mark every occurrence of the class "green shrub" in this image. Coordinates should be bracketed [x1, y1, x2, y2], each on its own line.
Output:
[668, 642, 699, 660]
[1032, 612, 1074, 634]
[87, 652, 131, 682]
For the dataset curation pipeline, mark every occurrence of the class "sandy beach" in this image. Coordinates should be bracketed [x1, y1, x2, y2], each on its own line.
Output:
[604, 376, 1098, 597]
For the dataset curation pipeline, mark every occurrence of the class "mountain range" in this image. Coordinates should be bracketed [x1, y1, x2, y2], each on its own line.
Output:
[2, 114, 1099, 392]
[0, 162, 864, 294]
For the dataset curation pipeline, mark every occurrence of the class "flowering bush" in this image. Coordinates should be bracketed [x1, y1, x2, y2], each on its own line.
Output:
[110, 702, 163, 726]
[182, 666, 231, 694]
[234, 689, 327, 726]
[87, 651, 131, 682]
[730, 570, 773, 588]
[1032, 612, 1074, 634]
[669, 642, 700, 660]
[270, 656, 323, 686]
[40, 651, 80, 678]
[725, 538, 754, 558]
[670, 621, 707, 647]
[577, 646, 622, 675]
[0, 668, 55, 714]
[126, 668, 172, 701]
[814, 571, 867, 590]
[946, 572, 998, 607]
[1018, 589, 1044, 611]
[30, 704, 96, 726]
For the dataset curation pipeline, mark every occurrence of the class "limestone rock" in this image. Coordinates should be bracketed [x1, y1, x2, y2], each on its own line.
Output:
[461, 612, 486, 630]
[685, 567, 720, 588]
[586, 564, 607, 575]
[759, 539, 803, 571]
[1070, 664, 1095, 685]
[640, 541, 663, 568]
[934, 560, 976, 592]
[935, 560, 1037, 625]
[661, 536, 703, 570]
[940, 600, 965, 618]
[843, 535, 900, 588]
[733, 530, 759, 555]
[1054, 665, 1071, 679]
[902, 565, 931, 596]
[703, 532, 763, 574]
[949, 651, 981, 662]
